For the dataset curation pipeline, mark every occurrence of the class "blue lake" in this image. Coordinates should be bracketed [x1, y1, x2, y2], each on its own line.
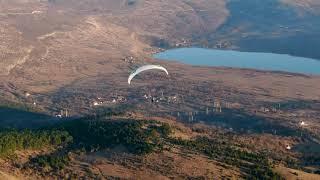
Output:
[154, 48, 320, 75]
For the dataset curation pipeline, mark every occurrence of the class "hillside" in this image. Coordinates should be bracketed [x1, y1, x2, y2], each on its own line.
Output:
[0, 112, 318, 179]
[209, 0, 320, 59]
[0, 0, 320, 179]
[0, 0, 319, 111]
[0, 0, 228, 92]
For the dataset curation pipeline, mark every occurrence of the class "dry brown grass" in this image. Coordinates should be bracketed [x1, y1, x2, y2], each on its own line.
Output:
[1, 1, 320, 179]
[1, 0, 320, 113]
[275, 165, 320, 180]
[0, 0, 228, 94]
[79, 146, 240, 179]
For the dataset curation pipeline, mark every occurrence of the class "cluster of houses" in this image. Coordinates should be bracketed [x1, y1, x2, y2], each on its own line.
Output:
[174, 39, 189, 47]
[143, 94, 179, 104]
[259, 106, 278, 113]
[31, 10, 42, 15]
[122, 56, 135, 63]
[215, 41, 231, 49]
[92, 96, 127, 107]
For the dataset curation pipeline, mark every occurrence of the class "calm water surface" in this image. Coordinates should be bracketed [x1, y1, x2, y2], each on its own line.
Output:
[154, 48, 320, 75]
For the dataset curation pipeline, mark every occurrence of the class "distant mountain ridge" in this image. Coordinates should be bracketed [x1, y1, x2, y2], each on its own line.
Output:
[207, 0, 320, 59]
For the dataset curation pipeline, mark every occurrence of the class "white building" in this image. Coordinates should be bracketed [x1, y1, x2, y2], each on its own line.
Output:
[286, 145, 291, 150]
[300, 121, 306, 126]
[55, 114, 62, 118]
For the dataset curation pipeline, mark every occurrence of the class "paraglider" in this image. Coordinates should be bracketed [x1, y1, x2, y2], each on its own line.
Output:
[128, 65, 169, 85]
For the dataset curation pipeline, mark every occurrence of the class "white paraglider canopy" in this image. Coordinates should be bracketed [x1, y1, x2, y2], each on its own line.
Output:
[128, 65, 169, 85]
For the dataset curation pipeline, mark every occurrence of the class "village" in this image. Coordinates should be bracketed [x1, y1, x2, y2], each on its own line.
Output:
[19, 74, 319, 154]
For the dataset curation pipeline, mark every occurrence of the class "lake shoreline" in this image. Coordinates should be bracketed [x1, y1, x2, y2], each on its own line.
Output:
[154, 48, 320, 76]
